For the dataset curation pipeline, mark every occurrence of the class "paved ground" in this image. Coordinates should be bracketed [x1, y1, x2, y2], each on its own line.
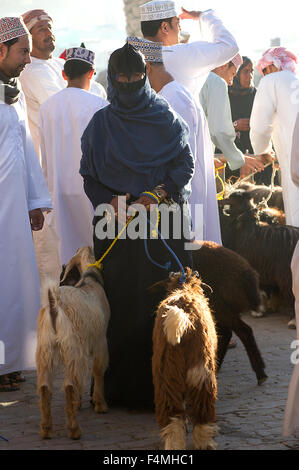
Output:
[1, 311, 299, 451]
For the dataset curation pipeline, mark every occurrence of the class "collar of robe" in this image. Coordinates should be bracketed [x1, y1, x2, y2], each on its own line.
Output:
[0, 69, 21, 105]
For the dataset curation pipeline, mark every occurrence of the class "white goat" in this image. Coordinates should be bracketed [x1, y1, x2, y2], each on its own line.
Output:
[36, 247, 110, 440]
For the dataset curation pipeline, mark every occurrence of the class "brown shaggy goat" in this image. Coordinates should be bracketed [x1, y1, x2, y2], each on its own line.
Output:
[36, 247, 110, 440]
[152, 268, 218, 450]
[192, 241, 267, 385]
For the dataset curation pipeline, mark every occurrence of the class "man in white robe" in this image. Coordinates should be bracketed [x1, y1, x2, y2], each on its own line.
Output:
[140, 2, 239, 97]
[250, 47, 299, 228]
[139, 1, 239, 243]
[283, 113, 299, 436]
[19, 10, 66, 283]
[0, 17, 52, 380]
[19, 9, 65, 156]
[200, 58, 265, 177]
[39, 47, 108, 265]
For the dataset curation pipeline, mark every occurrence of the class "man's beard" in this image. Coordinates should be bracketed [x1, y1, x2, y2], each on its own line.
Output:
[43, 41, 55, 52]
[45, 40, 55, 53]
[35, 38, 55, 55]
[3, 64, 26, 79]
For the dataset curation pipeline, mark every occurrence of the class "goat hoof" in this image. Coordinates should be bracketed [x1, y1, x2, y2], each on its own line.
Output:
[91, 397, 108, 413]
[288, 318, 297, 330]
[251, 310, 264, 318]
[41, 428, 52, 440]
[69, 427, 82, 440]
[258, 375, 268, 386]
[94, 402, 109, 414]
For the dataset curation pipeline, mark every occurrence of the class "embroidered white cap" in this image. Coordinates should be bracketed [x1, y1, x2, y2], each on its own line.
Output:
[127, 37, 163, 63]
[0, 17, 29, 43]
[65, 47, 95, 66]
[140, 1, 178, 22]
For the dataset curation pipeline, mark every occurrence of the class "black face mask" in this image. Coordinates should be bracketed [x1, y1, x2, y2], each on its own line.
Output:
[111, 76, 146, 94]
[108, 43, 146, 92]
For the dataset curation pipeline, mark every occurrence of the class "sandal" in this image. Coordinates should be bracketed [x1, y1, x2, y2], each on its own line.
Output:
[0, 375, 20, 392]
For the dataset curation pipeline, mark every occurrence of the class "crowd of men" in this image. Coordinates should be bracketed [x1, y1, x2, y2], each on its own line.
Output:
[0, 0, 299, 439]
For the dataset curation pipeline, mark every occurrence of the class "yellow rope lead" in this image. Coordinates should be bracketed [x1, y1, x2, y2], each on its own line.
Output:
[88, 215, 136, 271]
[151, 207, 160, 238]
[215, 163, 226, 200]
[88, 203, 160, 270]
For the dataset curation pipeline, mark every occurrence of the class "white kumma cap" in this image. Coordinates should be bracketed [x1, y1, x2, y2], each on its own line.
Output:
[140, 1, 178, 22]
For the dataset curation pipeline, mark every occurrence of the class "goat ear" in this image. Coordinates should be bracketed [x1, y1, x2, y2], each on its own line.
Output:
[60, 265, 66, 282]
[60, 253, 81, 284]
[148, 279, 167, 293]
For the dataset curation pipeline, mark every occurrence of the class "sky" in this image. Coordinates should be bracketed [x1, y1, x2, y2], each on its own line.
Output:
[1, 0, 299, 71]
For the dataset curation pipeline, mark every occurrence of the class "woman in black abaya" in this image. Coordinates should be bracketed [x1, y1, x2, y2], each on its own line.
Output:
[80, 44, 194, 409]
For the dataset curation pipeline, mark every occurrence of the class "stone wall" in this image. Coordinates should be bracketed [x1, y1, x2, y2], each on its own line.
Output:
[123, 0, 145, 37]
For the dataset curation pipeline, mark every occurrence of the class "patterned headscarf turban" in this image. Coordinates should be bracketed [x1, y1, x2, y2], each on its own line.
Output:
[257, 47, 298, 75]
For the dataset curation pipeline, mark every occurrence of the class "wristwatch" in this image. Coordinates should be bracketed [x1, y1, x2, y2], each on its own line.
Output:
[233, 120, 238, 128]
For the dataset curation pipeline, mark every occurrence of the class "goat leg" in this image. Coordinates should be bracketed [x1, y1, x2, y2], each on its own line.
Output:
[65, 384, 82, 439]
[188, 376, 218, 450]
[232, 319, 268, 385]
[160, 417, 187, 451]
[215, 323, 232, 372]
[36, 360, 53, 439]
[91, 342, 109, 414]
[39, 385, 53, 439]
[153, 364, 186, 450]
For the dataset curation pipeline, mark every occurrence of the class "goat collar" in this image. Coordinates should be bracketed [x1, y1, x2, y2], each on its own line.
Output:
[83, 268, 104, 287]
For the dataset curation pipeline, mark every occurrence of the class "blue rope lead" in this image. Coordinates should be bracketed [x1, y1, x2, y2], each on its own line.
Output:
[0, 435, 8, 442]
[144, 213, 186, 284]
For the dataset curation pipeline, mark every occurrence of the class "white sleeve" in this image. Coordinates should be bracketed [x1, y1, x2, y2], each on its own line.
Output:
[20, 66, 64, 107]
[250, 76, 277, 155]
[162, 10, 239, 81]
[38, 108, 48, 184]
[90, 81, 107, 100]
[291, 113, 299, 188]
[21, 97, 52, 212]
[161, 90, 197, 161]
[202, 77, 244, 170]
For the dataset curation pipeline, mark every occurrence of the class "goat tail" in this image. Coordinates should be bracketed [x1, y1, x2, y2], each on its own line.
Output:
[242, 269, 262, 311]
[40, 280, 61, 334]
[36, 280, 62, 385]
[162, 305, 193, 346]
